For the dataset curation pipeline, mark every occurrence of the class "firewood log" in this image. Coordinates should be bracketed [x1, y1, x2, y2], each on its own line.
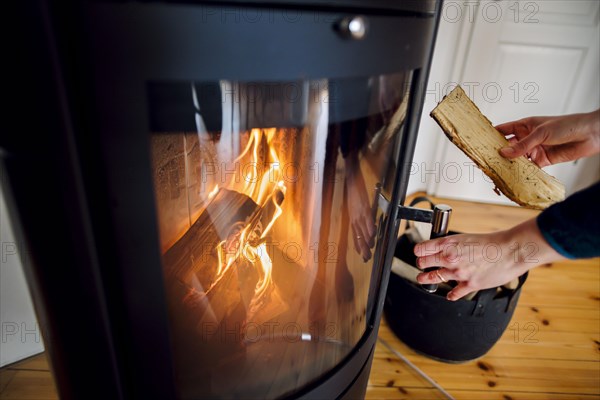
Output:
[430, 85, 565, 210]
[162, 188, 258, 285]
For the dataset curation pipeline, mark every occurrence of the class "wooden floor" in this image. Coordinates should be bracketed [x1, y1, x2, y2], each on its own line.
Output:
[0, 354, 56, 400]
[1, 195, 598, 399]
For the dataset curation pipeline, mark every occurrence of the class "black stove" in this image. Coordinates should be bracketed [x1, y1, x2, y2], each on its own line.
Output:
[5, 1, 441, 398]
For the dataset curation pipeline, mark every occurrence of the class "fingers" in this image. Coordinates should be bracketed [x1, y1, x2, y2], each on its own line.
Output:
[416, 268, 453, 284]
[543, 141, 587, 166]
[414, 237, 460, 270]
[495, 121, 522, 137]
[495, 116, 549, 138]
[351, 225, 364, 258]
[416, 252, 452, 269]
[351, 223, 372, 262]
[352, 211, 376, 261]
[447, 282, 475, 301]
[499, 127, 547, 159]
[495, 120, 532, 139]
[502, 130, 552, 167]
[414, 237, 447, 257]
[416, 271, 476, 301]
[528, 147, 551, 168]
[364, 216, 376, 247]
[414, 237, 476, 301]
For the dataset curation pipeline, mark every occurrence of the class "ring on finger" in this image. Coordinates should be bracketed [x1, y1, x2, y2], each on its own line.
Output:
[435, 269, 447, 283]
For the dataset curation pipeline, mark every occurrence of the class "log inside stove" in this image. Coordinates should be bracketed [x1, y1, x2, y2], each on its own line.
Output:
[162, 187, 287, 343]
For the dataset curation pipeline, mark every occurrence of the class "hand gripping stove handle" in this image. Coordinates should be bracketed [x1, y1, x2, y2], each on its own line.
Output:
[397, 203, 452, 293]
[422, 204, 452, 293]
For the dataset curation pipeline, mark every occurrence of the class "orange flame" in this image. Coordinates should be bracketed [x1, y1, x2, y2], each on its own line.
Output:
[205, 128, 286, 316]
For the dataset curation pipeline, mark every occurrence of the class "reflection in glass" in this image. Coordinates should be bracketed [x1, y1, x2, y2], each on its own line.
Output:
[149, 72, 412, 399]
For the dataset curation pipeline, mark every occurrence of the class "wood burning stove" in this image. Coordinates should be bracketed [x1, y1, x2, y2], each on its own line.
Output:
[6, 1, 441, 398]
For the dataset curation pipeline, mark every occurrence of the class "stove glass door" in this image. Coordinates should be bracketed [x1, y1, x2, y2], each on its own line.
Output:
[148, 71, 413, 398]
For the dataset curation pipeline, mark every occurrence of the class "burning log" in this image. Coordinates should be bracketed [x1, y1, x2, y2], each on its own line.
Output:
[162, 185, 289, 341]
[163, 188, 258, 286]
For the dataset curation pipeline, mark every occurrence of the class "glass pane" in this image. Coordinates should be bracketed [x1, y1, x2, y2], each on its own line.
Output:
[148, 71, 413, 399]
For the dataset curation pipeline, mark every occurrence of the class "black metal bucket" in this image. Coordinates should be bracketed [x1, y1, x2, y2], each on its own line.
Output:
[384, 202, 527, 363]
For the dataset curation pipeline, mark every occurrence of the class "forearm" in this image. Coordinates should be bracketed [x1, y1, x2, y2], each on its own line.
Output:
[505, 218, 565, 271]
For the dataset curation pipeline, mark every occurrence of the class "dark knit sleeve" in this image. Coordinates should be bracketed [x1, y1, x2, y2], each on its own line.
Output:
[536, 181, 600, 259]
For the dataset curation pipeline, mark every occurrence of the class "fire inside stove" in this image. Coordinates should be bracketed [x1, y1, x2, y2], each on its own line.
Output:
[173, 128, 289, 328]
[149, 74, 412, 398]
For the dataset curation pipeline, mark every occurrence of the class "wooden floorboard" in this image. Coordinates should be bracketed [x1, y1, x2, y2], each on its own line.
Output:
[0, 354, 57, 400]
[0, 194, 598, 399]
[366, 386, 600, 400]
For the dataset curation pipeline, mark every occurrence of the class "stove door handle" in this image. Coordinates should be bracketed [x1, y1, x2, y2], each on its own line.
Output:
[397, 203, 452, 293]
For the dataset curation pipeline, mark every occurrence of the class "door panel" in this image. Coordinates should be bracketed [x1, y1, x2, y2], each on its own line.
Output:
[433, 0, 599, 205]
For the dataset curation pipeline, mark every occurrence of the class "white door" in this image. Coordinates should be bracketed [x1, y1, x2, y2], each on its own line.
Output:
[431, 0, 600, 205]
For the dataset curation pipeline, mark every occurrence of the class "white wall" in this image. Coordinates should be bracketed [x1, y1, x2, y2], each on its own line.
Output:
[407, 9, 473, 195]
[408, 1, 600, 201]
[0, 183, 44, 367]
